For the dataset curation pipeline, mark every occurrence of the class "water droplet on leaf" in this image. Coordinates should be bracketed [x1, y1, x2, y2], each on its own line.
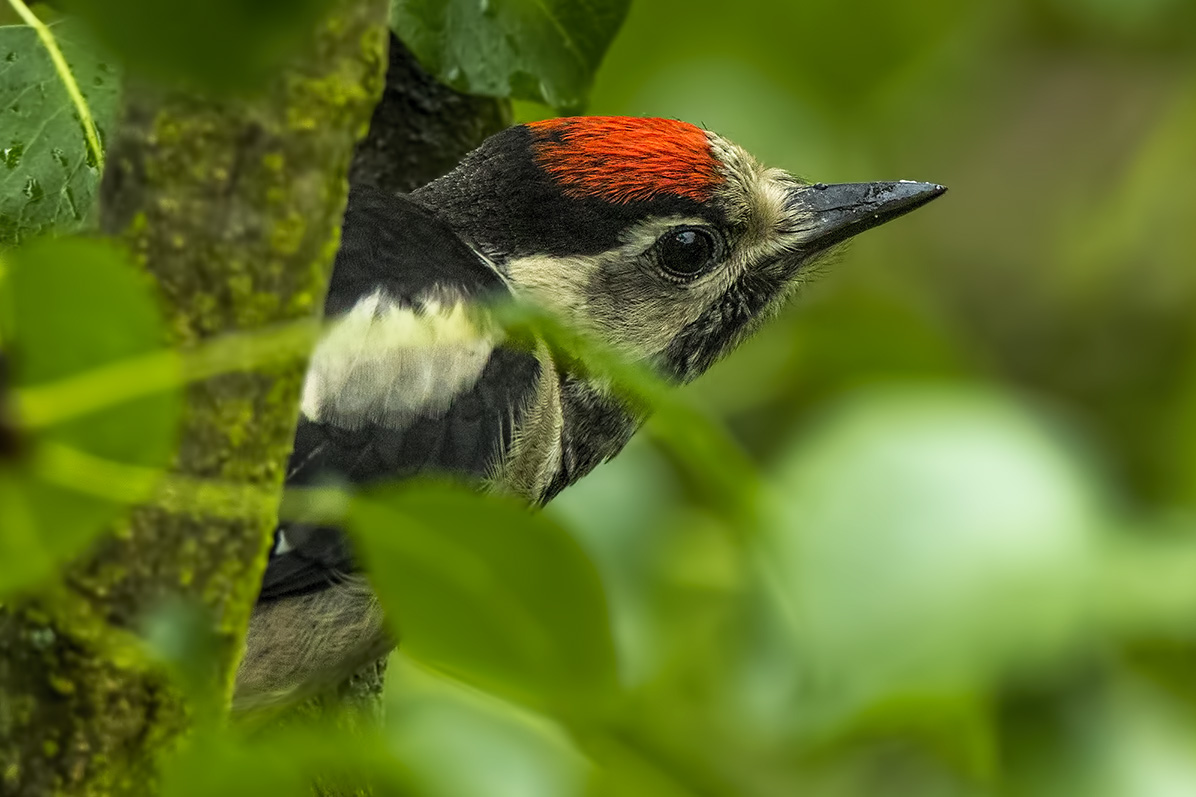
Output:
[23, 177, 43, 201]
[3, 144, 23, 169]
[51, 147, 68, 168]
[4, 52, 15, 63]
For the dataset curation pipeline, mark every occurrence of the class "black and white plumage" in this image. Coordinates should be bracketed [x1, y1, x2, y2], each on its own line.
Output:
[237, 187, 553, 708]
[258, 189, 540, 600]
[233, 117, 946, 709]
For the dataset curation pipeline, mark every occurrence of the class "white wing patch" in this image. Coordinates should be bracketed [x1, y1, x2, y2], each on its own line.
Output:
[273, 530, 294, 555]
[301, 290, 495, 429]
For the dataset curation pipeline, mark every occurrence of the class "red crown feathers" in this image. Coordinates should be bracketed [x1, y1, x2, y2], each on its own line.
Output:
[528, 117, 724, 205]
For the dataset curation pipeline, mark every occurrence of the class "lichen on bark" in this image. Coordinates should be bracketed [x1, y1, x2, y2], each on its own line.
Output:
[0, 1, 389, 794]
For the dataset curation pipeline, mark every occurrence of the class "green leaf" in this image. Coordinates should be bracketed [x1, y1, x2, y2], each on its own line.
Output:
[391, 0, 629, 111]
[61, 0, 333, 90]
[163, 737, 311, 797]
[0, 19, 119, 245]
[161, 724, 417, 797]
[348, 481, 619, 715]
[386, 658, 589, 797]
[139, 598, 229, 722]
[0, 237, 179, 595]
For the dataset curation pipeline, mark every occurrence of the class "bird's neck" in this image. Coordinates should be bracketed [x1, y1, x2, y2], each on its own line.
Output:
[492, 348, 641, 506]
[546, 373, 642, 503]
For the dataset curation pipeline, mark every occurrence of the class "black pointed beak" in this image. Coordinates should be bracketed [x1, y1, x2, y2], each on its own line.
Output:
[789, 181, 946, 253]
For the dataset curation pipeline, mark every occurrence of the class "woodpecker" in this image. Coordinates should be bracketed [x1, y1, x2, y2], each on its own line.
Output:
[233, 116, 945, 709]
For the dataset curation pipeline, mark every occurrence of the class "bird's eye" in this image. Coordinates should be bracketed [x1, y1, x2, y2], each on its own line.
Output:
[656, 227, 716, 278]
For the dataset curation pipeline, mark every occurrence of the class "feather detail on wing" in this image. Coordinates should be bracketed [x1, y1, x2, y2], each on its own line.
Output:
[300, 290, 498, 430]
[258, 186, 541, 601]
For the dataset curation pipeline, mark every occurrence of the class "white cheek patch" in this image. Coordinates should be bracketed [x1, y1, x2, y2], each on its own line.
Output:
[708, 133, 815, 274]
[301, 290, 495, 429]
[743, 169, 815, 263]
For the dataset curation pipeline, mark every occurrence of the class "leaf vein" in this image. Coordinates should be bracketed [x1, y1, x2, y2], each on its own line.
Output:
[5, 1, 104, 170]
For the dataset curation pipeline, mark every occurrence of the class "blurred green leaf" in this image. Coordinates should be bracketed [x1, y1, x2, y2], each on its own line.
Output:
[768, 387, 1105, 721]
[583, 739, 699, 797]
[161, 724, 417, 797]
[139, 598, 229, 721]
[1003, 680, 1196, 797]
[1096, 525, 1196, 637]
[0, 19, 119, 245]
[390, 0, 629, 111]
[1091, 684, 1196, 797]
[547, 439, 695, 686]
[386, 657, 589, 797]
[349, 481, 619, 716]
[60, 0, 332, 90]
[0, 237, 179, 595]
[163, 737, 310, 797]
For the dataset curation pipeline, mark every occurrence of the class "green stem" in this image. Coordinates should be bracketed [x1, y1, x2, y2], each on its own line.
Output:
[6, 0, 105, 171]
[32, 440, 351, 523]
[15, 317, 322, 428]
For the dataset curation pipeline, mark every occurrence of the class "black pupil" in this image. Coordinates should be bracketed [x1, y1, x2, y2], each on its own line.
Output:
[659, 229, 712, 276]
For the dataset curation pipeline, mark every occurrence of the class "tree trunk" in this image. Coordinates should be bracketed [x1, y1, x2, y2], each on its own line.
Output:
[0, 1, 389, 794]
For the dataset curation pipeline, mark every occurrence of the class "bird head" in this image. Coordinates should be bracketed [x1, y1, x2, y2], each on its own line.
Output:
[414, 116, 945, 383]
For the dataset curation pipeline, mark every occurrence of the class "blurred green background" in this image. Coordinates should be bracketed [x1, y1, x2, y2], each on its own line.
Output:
[388, 1, 1196, 795]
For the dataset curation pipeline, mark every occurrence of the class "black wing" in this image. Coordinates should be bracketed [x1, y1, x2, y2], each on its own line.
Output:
[259, 187, 539, 600]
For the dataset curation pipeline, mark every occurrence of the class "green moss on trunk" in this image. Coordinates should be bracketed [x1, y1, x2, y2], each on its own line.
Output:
[0, 1, 389, 794]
